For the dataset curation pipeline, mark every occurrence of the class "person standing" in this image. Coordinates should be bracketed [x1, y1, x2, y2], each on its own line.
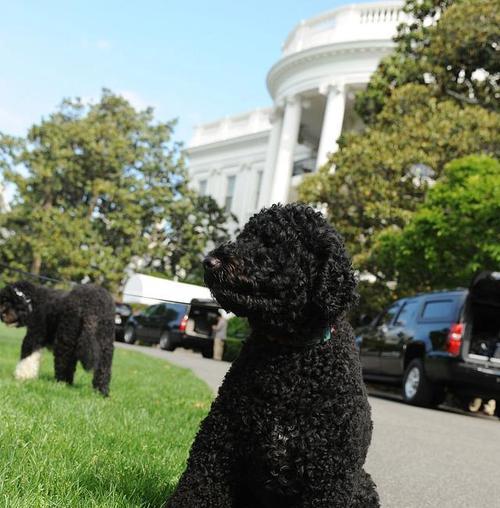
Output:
[212, 312, 227, 361]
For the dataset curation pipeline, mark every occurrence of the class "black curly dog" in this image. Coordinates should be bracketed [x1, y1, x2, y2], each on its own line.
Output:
[0, 281, 115, 396]
[166, 203, 379, 507]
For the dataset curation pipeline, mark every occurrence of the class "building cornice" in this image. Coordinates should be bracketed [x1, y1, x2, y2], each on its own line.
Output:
[267, 39, 395, 99]
[186, 129, 271, 157]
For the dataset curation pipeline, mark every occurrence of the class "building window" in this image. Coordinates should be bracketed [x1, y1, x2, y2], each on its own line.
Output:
[225, 175, 236, 212]
[254, 170, 263, 209]
[199, 179, 207, 196]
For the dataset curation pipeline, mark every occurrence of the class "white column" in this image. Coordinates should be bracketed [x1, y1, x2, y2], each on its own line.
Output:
[258, 107, 283, 209]
[269, 95, 302, 204]
[316, 84, 346, 170]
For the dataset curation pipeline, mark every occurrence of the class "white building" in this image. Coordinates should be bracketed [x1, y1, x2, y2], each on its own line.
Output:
[187, 1, 404, 227]
[0, 182, 9, 213]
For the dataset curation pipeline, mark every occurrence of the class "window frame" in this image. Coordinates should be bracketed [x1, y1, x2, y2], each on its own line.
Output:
[199, 179, 208, 197]
[393, 299, 419, 327]
[224, 174, 237, 212]
[417, 298, 456, 323]
[254, 170, 263, 209]
[376, 301, 402, 327]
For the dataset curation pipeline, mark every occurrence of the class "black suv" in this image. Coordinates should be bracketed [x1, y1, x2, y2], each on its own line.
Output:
[356, 271, 500, 408]
[123, 299, 221, 358]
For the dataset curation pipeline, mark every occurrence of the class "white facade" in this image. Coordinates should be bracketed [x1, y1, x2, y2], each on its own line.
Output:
[0, 182, 9, 213]
[187, 1, 404, 227]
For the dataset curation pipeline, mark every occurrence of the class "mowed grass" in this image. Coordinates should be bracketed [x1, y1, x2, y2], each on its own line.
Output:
[0, 323, 213, 508]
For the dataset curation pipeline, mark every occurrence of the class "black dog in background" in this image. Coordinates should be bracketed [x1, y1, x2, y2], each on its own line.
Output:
[0, 281, 115, 396]
[166, 203, 379, 507]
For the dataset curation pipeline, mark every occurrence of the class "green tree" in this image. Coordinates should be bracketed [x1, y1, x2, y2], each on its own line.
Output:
[0, 90, 233, 291]
[141, 195, 236, 285]
[299, 84, 499, 267]
[371, 155, 500, 293]
[300, 0, 499, 314]
[356, 0, 499, 124]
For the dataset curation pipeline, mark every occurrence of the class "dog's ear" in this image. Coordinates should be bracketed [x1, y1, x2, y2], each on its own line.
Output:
[311, 232, 358, 324]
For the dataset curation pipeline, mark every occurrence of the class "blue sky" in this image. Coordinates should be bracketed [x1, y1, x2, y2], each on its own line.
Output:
[1, 0, 360, 145]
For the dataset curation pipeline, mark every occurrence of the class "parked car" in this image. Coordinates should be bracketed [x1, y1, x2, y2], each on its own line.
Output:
[114, 302, 132, 341]
[123, 299, 221, 358]
[356, 271, 500, 408]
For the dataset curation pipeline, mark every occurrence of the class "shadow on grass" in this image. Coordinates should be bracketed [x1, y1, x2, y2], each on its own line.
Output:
[78, 467, 176, 507]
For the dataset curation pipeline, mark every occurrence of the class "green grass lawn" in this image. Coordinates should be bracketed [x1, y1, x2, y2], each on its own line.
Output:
[0, 323, 213, 508]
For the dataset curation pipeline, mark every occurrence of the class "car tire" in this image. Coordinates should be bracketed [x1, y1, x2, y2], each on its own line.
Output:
[123, 326, 136, 345]
[159, 331, 175, 351]
[201, 348, 213, 359]
[402, 358, 437, 407]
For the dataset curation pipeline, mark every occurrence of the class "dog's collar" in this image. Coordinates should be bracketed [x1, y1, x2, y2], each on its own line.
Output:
[13, 287, 33, 312]
[264, 327, 334, 348]
[299, 327, 333, 347]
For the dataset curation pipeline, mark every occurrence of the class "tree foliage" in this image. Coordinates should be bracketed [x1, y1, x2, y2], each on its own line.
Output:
[299, 0, 500, 314]
[0, 90, 233, 292]
[371, 155, 500, 293]
[299, 84, 499, 266]
[356, 0, 499, 124]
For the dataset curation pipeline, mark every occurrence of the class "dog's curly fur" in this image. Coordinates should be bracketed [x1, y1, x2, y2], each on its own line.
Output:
[166, 203, 379, 507]
[0, 281, 115, 396]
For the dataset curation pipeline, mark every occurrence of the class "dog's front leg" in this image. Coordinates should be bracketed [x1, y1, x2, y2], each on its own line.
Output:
[165, 402, 237, 508]
[15, 332, 43, 381]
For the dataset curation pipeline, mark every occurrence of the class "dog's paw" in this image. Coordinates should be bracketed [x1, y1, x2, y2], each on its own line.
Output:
[14, 351, 42, 380]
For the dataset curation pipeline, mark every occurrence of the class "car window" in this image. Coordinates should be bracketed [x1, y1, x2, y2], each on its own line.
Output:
[421, 300, 454, 320]
[394, 300, 418, 326]
[142, 305, 159, 317]
[165, 303, 188, 324]
[115, 304, 131, 316]
[154, 304, 169, 316]
[377, 302, 401, 326]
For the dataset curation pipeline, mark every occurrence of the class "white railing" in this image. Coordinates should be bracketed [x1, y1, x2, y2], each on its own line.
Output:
[190, 108, 272, 147]
[282, 1, 404, 56]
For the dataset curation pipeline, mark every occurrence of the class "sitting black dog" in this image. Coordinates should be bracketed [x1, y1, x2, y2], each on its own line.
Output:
[0, 281, 115, 396]
[166, 204, 379, 507]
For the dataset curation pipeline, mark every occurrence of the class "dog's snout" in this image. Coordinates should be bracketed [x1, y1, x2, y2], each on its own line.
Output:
[203, 256, 222, 271]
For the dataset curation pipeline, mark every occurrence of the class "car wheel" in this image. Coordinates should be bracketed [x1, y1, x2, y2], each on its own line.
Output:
[402, 358, 436, 407]
[159, 331, 175, 351]
[201, 348, 213, 359]
[123, 326, 136, 345]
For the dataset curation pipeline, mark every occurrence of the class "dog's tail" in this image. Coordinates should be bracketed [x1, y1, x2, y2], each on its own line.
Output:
[77, 315, 99, 371]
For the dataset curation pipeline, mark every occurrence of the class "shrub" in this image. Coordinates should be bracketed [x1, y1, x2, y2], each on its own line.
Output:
[227, 316, 250, 339]
[222, 337, 244, 362]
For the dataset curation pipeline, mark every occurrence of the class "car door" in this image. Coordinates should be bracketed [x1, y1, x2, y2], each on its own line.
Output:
[145, 304, 169, 343]
[379, 299, 419, 377]
[359, 302, 402, 374]
[135, 305, 159, 342]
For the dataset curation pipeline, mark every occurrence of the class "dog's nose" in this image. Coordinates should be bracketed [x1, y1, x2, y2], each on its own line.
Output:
[203, 256, 222, 271]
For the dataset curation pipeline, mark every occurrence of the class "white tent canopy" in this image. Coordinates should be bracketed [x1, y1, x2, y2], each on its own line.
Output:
[122, 273, 212, 305]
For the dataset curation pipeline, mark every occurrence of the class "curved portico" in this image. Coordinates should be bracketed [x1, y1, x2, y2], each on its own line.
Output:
[187, 1, 404, 228]
[264, 1, 404, 205]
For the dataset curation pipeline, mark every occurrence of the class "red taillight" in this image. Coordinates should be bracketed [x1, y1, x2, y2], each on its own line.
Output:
[447, 323, 463, 356]
[179, 315, 188, 333]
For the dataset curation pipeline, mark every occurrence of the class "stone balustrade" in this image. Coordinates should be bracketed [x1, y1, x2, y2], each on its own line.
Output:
[282, 1, 403, 56]
[190, 108, 272, 148]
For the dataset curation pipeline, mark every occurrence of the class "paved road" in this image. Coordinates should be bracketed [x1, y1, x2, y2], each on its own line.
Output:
[117, 343, 500, 508]
[115, 342, 229, 392]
